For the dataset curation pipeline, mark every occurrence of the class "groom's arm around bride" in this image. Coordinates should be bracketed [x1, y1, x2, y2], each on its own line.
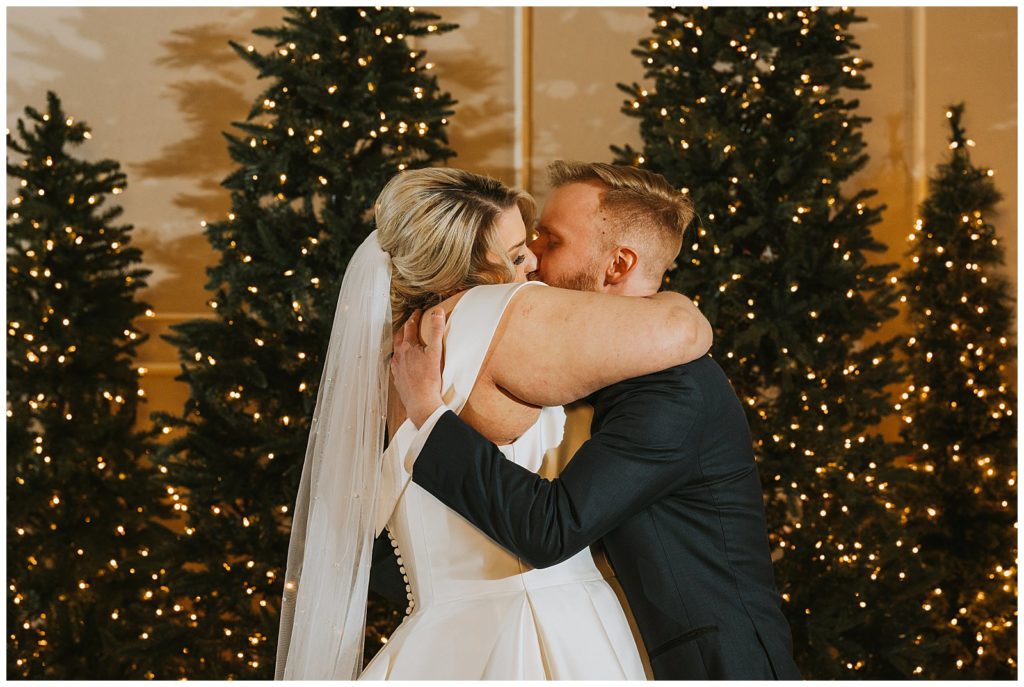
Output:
[390, 309, 802, 681]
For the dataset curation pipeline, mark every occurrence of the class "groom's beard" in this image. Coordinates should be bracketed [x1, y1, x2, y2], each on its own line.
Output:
[530, 267, 600, 293]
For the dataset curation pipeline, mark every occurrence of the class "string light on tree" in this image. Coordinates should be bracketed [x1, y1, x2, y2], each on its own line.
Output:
[897, 103, 1017, 679]
[6, 91, 177, 679]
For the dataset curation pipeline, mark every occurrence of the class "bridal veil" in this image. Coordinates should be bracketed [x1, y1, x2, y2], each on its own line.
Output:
[274, 229, 392, 680]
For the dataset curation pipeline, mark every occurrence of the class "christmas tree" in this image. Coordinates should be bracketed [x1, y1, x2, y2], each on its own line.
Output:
[613, 7, 936, 677]
[143, 7, 456, 679]
[6, 91, 177, 679]
[897, 103, 1017, 678]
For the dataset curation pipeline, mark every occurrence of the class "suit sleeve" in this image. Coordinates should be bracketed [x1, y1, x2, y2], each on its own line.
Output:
[411, 375, 703, 569]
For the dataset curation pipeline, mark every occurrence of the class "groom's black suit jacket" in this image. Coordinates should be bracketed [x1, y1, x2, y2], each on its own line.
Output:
[388, 353, 801, 680]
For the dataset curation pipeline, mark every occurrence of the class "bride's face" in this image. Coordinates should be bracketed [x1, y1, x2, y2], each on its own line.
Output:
[491, 207, 538, 283]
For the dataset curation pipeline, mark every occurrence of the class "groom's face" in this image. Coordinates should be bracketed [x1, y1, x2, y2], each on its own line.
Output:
[528, 181, 607, 292]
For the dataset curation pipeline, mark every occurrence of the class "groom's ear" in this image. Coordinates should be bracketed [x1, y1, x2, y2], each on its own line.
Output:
[604, 246, 640, 285]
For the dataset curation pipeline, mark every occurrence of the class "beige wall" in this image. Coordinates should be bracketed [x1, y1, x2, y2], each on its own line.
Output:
[7, 7, 1017, 430]
[849, 7, 1017, 302]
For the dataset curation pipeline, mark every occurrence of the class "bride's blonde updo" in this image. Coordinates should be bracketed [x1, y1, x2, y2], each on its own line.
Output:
[374, 167, 536, 330]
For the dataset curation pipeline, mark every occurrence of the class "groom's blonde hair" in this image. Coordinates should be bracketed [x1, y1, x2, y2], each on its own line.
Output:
[548, 160, 694, 280]
[375, 167, 535, 330]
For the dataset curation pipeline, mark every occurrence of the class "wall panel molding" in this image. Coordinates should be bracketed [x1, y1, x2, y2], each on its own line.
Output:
[911, 6, 928, 206]
[514, 7, 533, 194]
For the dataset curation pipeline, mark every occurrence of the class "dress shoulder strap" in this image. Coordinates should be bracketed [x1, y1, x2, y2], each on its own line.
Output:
[440, 280, 546, 415]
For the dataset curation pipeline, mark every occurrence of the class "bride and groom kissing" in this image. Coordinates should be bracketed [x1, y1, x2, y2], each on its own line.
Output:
[275, 161, 802, 680]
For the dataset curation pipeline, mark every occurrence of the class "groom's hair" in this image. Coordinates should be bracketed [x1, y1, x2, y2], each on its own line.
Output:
[547, 161, 695, 280]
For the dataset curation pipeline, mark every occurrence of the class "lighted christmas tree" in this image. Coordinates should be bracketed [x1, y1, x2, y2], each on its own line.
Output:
[143, 7, 456, 679]
[897, 103, 1017, 678]
[6, 91, 177, 679]
[613, 7, 936, 677]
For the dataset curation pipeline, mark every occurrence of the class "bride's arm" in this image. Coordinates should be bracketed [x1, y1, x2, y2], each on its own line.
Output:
[483, 285, 712, 407]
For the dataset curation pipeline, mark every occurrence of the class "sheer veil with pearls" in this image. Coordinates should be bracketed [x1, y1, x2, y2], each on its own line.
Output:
[274, 229, 392, 680]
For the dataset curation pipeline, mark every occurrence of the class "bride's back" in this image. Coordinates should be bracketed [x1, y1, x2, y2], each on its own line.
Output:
[364, 279, 644, 681]
[374, 279, 579, 568]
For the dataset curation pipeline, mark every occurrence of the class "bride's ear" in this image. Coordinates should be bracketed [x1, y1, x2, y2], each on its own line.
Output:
[605, 247, 640, 285]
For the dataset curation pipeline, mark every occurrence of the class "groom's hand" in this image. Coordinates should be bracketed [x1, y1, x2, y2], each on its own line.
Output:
[391, 308, 446, 428]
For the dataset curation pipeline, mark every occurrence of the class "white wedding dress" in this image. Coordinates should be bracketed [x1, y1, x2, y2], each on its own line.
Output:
[360, 280, 646, 680]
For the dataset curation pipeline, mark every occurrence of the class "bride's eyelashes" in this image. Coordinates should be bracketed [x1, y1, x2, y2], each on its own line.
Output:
[513, 253, 526, 266]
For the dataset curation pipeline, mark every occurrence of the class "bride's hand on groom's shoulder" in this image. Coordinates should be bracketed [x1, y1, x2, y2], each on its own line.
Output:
[392, 309, 446, 427]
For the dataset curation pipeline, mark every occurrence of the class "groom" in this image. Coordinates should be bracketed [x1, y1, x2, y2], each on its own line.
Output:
[384, 161, 801, 680]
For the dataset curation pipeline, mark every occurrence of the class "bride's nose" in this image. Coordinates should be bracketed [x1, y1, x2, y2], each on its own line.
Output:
[524, 246, 539, 274]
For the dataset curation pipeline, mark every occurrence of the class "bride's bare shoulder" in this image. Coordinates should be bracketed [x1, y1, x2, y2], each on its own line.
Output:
[425, 290, 470, 320]
[426, 281, 552, 322]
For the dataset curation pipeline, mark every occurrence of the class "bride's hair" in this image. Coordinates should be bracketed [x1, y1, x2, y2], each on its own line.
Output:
[375, 167, 536, 330]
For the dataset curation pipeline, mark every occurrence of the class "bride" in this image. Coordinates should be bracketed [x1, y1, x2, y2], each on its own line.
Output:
[274, 167, 712, 680]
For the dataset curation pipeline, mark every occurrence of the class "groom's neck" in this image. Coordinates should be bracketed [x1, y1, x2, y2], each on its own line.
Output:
[598, 278, 660, 298]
